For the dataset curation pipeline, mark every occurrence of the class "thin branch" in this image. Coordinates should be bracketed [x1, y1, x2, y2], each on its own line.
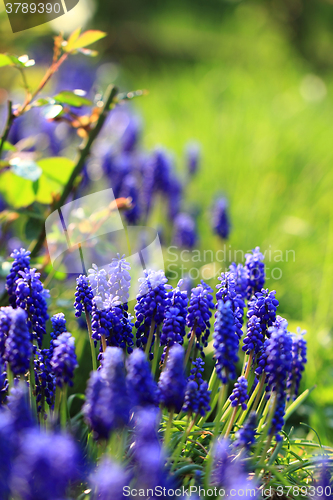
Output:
[0, 101, 13, 158]
[29, 84, 118, 258]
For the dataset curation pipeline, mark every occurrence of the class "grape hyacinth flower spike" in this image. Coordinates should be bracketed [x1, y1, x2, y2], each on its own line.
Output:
[83, 347, 130, 440]
[135, 269, 171, 360]
[229, 262, 248, 299]
[74, 275, 96, 370]
[51, 332, 77, 388]
[264, 323, 293, 442]
[90, 458, 129, 500]
[173, 212, 198, 250]
[213, 301, 239, 384]
[158, 344, 187, 417]
[216, 271, 245, 339]
[14, 268, 49, 348]
[233, 412, 257, 452]
[5, 308, 32, 377]
[244, 247, 265, 299]
[5, 248, 31, 307]
[182, 358, 211, 418]
[287, 328, 307, 400]
[212, 197, 230, 240]
[0, 306, 15, 359]
[160, 279, 188, 367]
[186, 281, 214, 362]
[126, 349, 158, 408]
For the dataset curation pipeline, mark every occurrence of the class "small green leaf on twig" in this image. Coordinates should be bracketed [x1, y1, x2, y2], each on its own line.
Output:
[53, 91, 92, 107]
[2, 141, 16, 152]
[64, 30, 106, 52]
[0, 54, 14, 67]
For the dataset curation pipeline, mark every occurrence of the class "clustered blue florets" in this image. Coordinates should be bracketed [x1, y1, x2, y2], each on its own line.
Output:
[182, 358, 211, 417]
[5, 308, 32, 376]
[5, 248, 31, 307]
[229, 376, 248, 410]
[158, 344, 187, 413]
[51, 332, 77, 387]
[265, 324, 293, 440]
[173, 212, 198, 249]
[213, 301, 239, 384]
[126, 349, 159, 407]
[212, 197, 230, 240]
[135, 270, 170, 359]
[216, 271, 245, 339]
[186, 282, 214, 356]
[74, 275, 94, 317]
[288, 329, 307, 400]
[247, 288, 279, 338]
[244, 247, 265, 299]
[14, 268, 49, 348]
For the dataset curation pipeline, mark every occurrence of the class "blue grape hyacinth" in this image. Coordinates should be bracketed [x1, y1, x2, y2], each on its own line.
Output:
[0, 306, 14, 358]
[158, 344, 187, 413]
[229, 376, 248, 410]
[50, 332, 77, 387]
[186, 281, 214, 356]
[5, 308, 32, 376]
[265, 323, 293, 440]
[213, 301, 239, 384]
[74, 274, 94, 317]
[11, 429, 79, 500]
[173, 212, 198, 249]
[5, 248, 31, 307]
[244, 247, 265, 299]
[216, 271, 245, 339]
[234, 412, 257, 451]
[247, 289, 279, 338]
[108, 254, 131, 305]
[50, 312, 67, 341]
[242, 314, 263, 357]
[126, 349, 159, 408]
[288, 328, 307, 400]
[229, 262, 248, 299]
[14, 268, 49, 348]
[88, 264, 110, 303]
[135, 269, 171, 359]
[90, 458, 129, 500]
[212, 197, 230, 240]
[160, 280, 188, 354]
[183, 359, 211, 417]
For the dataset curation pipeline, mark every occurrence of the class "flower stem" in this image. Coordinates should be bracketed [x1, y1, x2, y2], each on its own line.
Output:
[164, 409, 174, 447]
[152, 326, 161, 377]
[60, 385, 68, 429]
[224, 406, 238, 438]
[145, 319, 155, 357]
[184, 326, 196, 367]
[84, 306, 97, 371]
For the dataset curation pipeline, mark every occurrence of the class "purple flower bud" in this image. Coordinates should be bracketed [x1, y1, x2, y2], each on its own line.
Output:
[212, 197, 230, 240]
[245, 247, 265, 299]
[229, 376, 248, 410]
[173, 212, 198, 249]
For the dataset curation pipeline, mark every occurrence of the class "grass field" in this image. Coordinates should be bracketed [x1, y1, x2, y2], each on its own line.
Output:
[120, 5, 333, 441]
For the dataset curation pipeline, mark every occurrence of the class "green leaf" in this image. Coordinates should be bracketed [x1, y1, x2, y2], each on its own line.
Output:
[0, 54, 14, 67]
[65, 27, 81, 51]
[65, 30, 106, 52]
[35, 157, 75, 204]
[2, 141, 16, 152]
[53, 91, 92, 108]
[32, 98, 51, 108]
[0, 171, 35, 208]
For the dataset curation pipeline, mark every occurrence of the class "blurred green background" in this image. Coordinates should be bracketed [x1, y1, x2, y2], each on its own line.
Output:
[1, 0, 333, 440]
